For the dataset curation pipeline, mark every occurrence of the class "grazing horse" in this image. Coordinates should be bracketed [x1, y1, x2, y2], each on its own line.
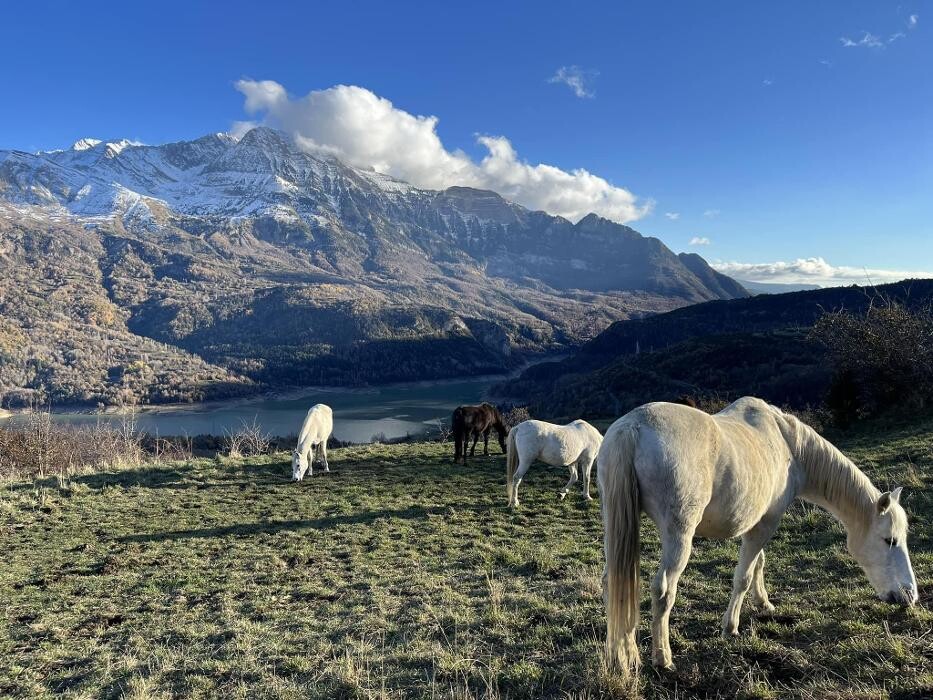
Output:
[600, 397, 918, 674]
[452, 403, 508, 465]
[291, 404, 333, 481]
[506, 419, 603, 506]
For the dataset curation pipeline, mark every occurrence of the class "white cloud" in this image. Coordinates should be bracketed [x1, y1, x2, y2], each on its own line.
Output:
[819, 59, 833, 67]
[762, 79, 773, 87]
[689, 236, 711, 246]
[840, 31, 883, 48]
[711, 257, 933, 286]
[234, 80, 652, 223]
[888, 32, 906, 43]
[664, 212, 680, 220]
[908, 14, 919, 28]
[703, 209, 720, 218]
[229, 120, 259, 140]
[548, 66, 598, 99]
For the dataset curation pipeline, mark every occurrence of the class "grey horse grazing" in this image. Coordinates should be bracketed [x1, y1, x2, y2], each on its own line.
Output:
[599, 397, 918, 674]
[505, 419, 603, 506]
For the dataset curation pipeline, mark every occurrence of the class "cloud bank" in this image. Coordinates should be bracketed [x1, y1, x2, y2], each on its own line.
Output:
[689, 236, 711, 246]
[233, 80, 651, 224]
[711, 257, 933, 286]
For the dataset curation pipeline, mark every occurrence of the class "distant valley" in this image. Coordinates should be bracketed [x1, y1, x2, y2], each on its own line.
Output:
[0, 128, 747, 407]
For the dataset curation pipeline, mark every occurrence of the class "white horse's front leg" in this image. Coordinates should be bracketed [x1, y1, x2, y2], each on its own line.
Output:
[749, 550, 775, 613]
[558, 464, 579, 500]
[652, 526, 694, 670]
[307, 445, 314, 477]
[723, 524, 776, 636]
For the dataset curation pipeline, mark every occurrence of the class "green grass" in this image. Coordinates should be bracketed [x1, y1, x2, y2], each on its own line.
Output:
[1, 420, 932, 699]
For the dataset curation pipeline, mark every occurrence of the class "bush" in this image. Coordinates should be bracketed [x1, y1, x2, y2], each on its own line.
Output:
[0, 405, 144, 479]
[223, 417, 271, 458]
[811, 300, 933, 426]
[502, 405, 531, 428]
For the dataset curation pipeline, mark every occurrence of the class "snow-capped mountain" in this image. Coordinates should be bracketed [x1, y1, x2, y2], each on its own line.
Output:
[0, 128, 747, 405]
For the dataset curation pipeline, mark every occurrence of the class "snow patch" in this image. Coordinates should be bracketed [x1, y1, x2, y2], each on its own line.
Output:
[72, 138, 102, 151]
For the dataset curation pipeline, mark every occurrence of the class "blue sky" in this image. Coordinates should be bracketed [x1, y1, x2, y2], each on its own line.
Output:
[4, 1, 931, 284]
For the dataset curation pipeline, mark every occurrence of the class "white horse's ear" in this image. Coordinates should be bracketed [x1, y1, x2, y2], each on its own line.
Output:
[877, 491, 895, 514]
[891, 486, 903, 503]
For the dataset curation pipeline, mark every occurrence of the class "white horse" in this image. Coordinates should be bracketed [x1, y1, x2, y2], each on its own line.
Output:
[291, 404, 333, 481]
[506, 419, 603, 507]
[600, 397, 918, 674]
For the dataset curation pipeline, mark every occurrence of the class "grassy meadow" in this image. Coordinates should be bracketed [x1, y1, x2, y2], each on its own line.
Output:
[1, 421, 932, 699]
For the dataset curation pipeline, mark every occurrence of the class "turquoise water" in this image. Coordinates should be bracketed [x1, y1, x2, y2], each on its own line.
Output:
[5, 377, 498, 444]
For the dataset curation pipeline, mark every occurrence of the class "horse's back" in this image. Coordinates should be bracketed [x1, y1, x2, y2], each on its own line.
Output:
[607, 398, 795, 538]
[514, 419, 599, 463]
[301, 403, 333, 441]
[307, 403, 333, 423]
[455, 403, 498, 431]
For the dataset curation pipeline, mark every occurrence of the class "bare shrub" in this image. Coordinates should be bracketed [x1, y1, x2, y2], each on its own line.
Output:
[431, 419, 453, 443]
[811, 299, 933, 426]
[0, 403, 145, 480]
[149, 435, 193, 462]
[502, 406, 530, 429]
[224, 417, 270, 458]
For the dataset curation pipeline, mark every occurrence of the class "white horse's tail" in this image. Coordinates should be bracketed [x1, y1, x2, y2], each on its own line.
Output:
[601, 425, 641, 673]
[505, 428, 518, 501]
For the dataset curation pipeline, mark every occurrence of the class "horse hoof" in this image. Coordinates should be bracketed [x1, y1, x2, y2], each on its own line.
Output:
[652, 660, 676, 673]
[721, 629, 740, 639]
[558, 492, 567, 501]
[584, 495, 594, 501]
[759, 602, 776, 614]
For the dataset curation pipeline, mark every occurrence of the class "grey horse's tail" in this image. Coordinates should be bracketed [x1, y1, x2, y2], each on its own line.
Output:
[505, 428, 518, 502]
[601, 424, 641, 674]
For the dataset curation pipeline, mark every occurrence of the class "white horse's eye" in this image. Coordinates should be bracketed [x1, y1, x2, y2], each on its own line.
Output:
[884, 537, 899, 547]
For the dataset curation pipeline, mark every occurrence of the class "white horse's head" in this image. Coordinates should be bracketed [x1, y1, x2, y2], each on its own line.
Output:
[848, 487, 918, 606]
[291, 449, 310, 481]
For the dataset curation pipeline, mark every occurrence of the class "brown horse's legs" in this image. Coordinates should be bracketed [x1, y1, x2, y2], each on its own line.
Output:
[470, 431, 479, 456]
[483, 429, 490, 455]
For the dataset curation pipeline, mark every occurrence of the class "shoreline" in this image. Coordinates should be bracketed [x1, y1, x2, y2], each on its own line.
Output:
[1, 355, 561, 419]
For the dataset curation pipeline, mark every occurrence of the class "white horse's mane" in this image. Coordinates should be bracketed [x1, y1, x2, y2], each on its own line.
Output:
[775, 409, 879, 533]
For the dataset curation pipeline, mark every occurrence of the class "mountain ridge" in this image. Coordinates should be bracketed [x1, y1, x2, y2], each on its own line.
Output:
[0, 127, 748, 406]
[495, 278, 933, 418]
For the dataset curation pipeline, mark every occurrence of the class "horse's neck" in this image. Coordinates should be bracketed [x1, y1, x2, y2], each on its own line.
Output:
[791, 422, 878, 532]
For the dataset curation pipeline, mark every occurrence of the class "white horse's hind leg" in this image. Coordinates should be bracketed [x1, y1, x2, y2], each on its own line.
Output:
[581, 455, 595, 500]
[749, 551, 775, 613]
[558, 464, 579, 500]
[652, 526, 694, 670]
[510, 456, 533, 507]
[722, 524, 776, 636]
[321, 441, 330, 473]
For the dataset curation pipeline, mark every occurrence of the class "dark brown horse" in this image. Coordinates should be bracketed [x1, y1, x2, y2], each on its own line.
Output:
[452, 403, 508, 464]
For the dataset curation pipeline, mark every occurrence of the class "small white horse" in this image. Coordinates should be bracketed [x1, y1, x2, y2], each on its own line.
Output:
[291, 404, 333, 481]
[600, 397, 918, 674]
[506, 419, 603, 507]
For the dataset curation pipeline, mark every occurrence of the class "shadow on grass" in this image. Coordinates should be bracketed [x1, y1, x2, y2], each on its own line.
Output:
[11, 459, 296, 493]
[117, 505, 444, 542]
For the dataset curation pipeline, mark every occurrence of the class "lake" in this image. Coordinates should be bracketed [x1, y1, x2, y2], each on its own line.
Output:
[5, 377, 500, 444]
